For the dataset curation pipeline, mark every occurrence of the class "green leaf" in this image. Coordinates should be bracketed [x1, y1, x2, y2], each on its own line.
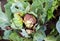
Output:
[31, 0, 43, 13]
[0, 2, 10, 30]
[3, 30, 12, 39]
[44, 36, 57, 41]
[9, 32, 24, 41]
[32, 0, 44, 23]
[33, 31, 46, 41]
[11, 22, 17, 29]
[24, 4, 30, 13]
[44, 0, 54, 11]
[47, 0, 58, 20]
[31, 0, 54, 23]
[56, 17, 60, 33]
[24, 38, 33, 41]
[7, 0, 15, 3]
[31, 0, 58, 23]
[4, 2, 13, 21]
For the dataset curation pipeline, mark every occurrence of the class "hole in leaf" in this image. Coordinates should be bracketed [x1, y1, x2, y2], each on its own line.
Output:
[15, 6, 19, 9]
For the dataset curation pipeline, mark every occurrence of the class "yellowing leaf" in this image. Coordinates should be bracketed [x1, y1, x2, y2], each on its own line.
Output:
[11, 14, 23, 29]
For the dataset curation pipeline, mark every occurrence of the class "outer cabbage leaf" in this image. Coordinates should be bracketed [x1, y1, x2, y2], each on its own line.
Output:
[0, 2, 10, 30]
[10, 1, 30, 14]
[3, 30, 12, 39]
[4, 2, 12, 21]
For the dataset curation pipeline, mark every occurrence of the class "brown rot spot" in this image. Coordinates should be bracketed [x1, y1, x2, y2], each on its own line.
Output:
[23, 14, 37, 28]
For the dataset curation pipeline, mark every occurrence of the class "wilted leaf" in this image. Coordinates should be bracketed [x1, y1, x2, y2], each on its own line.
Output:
[32, 0, 58, 23]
